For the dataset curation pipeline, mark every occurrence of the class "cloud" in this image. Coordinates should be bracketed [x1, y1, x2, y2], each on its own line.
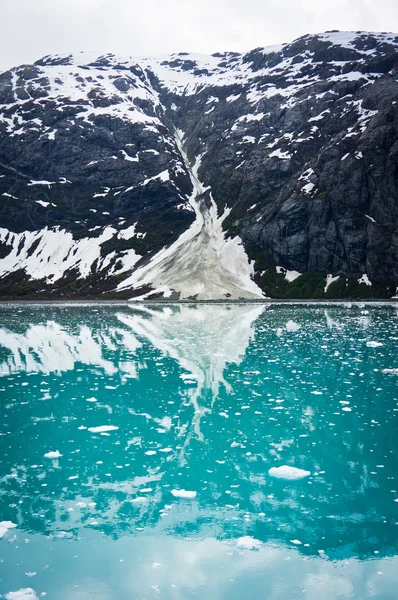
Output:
[1, 0, 397, 71]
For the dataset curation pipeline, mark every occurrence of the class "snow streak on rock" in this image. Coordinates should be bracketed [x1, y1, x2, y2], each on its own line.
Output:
[118, 130, 263, 300]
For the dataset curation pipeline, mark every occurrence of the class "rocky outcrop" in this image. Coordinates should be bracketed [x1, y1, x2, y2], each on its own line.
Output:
[0, 31, 398, 299]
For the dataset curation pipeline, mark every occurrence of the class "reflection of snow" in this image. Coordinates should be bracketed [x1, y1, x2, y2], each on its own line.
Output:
[118, 304, 265, 456]
[0, 320, 141, 376]
[0, 304, 264, 458]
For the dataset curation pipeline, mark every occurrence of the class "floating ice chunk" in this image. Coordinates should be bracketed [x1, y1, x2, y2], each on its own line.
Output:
[382, 369, 398, 375]
[268, 465, 311, 480]
[159, 448, 173, 453]
[145, 450, 157, 456]
[171, 489, 197, 499]
[0, 520, 17, 539]
[0, 521, 17, 529]
[0, 525, 8, 539]
[366, 341, 383, 348]
[290, 539, 302, 545]
[236, 536, 262, 550]
[87, 426, 119, 433]
[6, 590, 38, 600]
[285, 320, 301, 333]
[130, 497, 148, 504]
[44, 451, 62, 459]
[86, 397, 97, 402]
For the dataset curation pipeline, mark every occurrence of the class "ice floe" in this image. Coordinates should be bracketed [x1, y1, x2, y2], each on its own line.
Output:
[236, 536, 262, 550]
[43, 450, 62, 459]
[171, 489, 197, 499]
[5, 589, 38, 600]
[268, 465, 311, 480]
[87, 425, 119, 433]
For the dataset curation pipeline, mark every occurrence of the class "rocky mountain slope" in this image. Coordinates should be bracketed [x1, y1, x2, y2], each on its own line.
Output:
[0, 30, 398, 299]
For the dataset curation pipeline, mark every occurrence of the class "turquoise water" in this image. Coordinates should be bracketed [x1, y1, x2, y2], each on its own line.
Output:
[0, 302, 398, 600]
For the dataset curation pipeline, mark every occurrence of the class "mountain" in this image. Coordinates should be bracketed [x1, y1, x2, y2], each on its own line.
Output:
[0, 30, 398, 300]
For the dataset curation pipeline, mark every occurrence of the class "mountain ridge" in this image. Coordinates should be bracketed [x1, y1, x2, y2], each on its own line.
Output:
[0, 30, 398, 299]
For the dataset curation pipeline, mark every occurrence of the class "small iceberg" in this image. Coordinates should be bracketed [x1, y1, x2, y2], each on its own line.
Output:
[44, 450, 62, 459]
[0, 520, 17, 539]
[285, 320, 301, 332]
[87, 425, 119, 433]
[5, 588, 38, 600]
[171, 489, 197, 499]
[236, 536, 262, 550]
[268, 465, 310, 480]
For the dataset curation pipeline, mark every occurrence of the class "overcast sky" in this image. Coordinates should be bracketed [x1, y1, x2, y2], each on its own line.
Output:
[1, 0, 398, 72]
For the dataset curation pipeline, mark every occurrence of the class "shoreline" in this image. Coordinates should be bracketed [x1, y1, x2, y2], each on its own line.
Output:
[0, 298, 397, 307]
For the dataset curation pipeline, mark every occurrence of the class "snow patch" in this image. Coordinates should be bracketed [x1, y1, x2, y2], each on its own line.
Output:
[358, 274, 372, 286]
[324, 274, 340, 293]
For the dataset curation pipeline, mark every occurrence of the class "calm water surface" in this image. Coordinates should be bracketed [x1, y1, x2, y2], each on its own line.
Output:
[0, 302, 398, 600]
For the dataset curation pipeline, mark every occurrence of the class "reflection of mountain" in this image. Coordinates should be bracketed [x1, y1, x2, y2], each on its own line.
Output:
[0, 304, 264, 449]
[1, 305, 398, 562]
[0, 319, 140, 376]
[0, 304, 263, 381]
[117, 304, 265, 448]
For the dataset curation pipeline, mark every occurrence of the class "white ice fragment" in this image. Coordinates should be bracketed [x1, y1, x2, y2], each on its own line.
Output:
[0, 521, 17, 529]
[0, 525, 8, 539]
[87, 426, 119, 433]
[145, 450, 157, 456]
[6, 590, 39, 600]
[290, 539, 302, 545]
[382, 369, 398, 375]
[236, 536, 262, 550]
[130, 497, 148, 504]
[0, 520, 17, 539]
[366, 341, 383, 348]
[285, 320, 301, 333]
[44, 451, 62, 459]
[171, 489, 197, 499]
[268, 465, 311, 480]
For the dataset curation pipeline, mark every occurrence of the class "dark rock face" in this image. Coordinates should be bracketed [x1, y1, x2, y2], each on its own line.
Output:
[0, 31, 398, 299]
